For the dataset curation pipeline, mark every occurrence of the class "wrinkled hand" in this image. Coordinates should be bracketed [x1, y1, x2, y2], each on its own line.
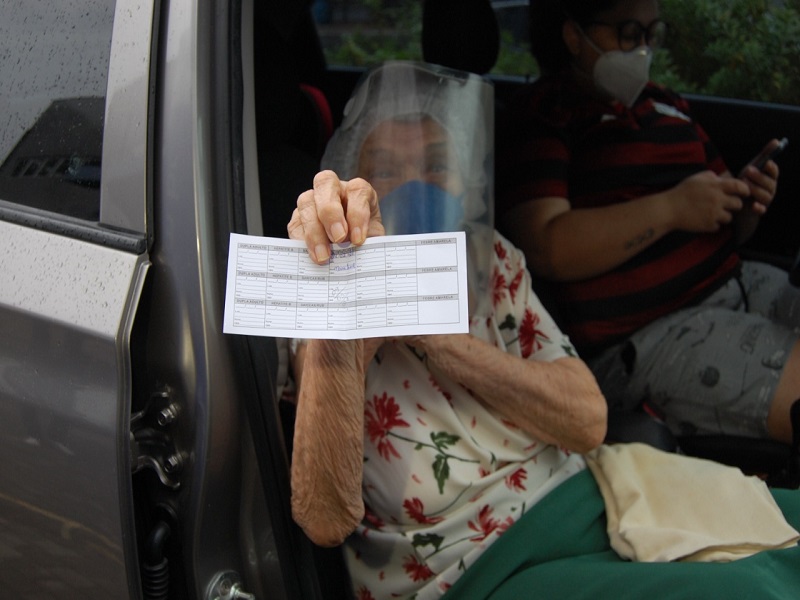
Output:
[670, 170, 749, 232]
[288, 170, 385, 263]
[738, 140, 780, 216]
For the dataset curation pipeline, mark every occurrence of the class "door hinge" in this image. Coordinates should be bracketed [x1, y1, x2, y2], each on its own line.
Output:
[131, 387, 183, 489]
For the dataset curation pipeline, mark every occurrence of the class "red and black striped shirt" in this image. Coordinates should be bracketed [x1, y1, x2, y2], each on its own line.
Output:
[497, 77, 740, 356]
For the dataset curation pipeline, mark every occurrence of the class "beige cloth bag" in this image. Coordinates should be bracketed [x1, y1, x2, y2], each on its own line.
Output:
[586, 443, 800, 562]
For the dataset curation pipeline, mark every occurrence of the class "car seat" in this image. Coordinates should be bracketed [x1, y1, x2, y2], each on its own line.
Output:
[422, 0, 500, 75]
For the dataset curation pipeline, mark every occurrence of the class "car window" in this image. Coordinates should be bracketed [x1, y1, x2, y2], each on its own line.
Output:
[313, 0, 424, 66]
[0, 0, 116, 221]
[656, 0, 800, 106]
[312, 0, 537, 76]
[313, 0, 800, 105]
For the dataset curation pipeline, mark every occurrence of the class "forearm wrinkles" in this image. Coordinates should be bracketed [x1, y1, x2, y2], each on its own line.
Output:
[291, 339, 366, 546]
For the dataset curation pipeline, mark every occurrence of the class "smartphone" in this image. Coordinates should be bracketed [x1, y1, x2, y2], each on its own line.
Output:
[750, 137, 789, 171]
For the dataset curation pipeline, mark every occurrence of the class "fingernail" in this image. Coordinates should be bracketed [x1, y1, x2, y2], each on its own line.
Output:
[331, 222, 346, 242]
[351, 226, 363, 245]
[314, 244, 329, 262]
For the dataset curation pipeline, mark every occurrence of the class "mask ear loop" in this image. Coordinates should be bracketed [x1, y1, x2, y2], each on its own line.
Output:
[573, 21, 605, 57]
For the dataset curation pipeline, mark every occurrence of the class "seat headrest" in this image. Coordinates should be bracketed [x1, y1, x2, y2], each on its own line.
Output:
[422, 0, 500, 75]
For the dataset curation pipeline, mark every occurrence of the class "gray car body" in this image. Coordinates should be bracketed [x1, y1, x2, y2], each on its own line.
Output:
[0, 0, 290, 598]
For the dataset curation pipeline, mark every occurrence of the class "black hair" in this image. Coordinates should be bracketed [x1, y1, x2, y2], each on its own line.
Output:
[529, 0, 622, 75]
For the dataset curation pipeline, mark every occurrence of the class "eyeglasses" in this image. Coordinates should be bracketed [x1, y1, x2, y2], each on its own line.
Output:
[588, 19, 669, 52]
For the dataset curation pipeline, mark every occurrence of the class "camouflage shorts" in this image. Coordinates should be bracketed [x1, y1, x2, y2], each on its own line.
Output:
[589, 261, 800, 438]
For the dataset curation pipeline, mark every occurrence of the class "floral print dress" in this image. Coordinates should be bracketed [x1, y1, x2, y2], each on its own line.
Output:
[348, 232, 587, 599]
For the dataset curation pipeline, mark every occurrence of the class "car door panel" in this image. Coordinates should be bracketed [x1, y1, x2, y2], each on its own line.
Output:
[0, 216, 149, 598]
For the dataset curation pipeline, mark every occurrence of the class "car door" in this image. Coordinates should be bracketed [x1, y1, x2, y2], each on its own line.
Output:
[0, 0, 152, 597]
[1, 0, 339, 596]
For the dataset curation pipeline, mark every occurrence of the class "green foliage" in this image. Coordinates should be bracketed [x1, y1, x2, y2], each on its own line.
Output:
[656, 0, 800, 104]
[321, 0, 422, 67]
[492, 30, 539, 78]
[320, 0, 541, 74]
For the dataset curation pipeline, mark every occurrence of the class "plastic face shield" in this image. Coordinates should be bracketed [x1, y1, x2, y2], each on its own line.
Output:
[321, 61, 495, 319]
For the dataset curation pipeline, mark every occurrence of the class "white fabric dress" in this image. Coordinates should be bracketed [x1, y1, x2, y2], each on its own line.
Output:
[347, 232, 587, 599]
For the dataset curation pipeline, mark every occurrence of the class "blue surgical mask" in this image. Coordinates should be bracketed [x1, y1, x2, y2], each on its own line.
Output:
[379, 180, 464, 235]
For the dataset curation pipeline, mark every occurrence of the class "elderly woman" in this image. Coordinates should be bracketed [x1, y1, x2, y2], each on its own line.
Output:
[287, 62, 800, 600]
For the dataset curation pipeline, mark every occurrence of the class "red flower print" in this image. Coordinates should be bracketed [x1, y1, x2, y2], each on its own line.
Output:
[403, 497, 444, 525]
[428, 375, 452, 402]
[508, 269, 523, 303]
[402, 555, 435, 582]
[365, 392, 410, 461]
[519, 309, 550, 358]
[497, 517, 514, 536]
[357, 587, 376, 600]
[403, 379, 410, 389]
[491, 267, 507, 308]
[468, 505, 503, 542]
[505, 468, 528, 492]
[364, 505, 385, 531]
[494, 240, 507, 261]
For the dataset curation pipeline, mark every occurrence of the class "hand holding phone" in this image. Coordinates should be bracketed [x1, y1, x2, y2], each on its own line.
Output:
[749, 137, 788, 171]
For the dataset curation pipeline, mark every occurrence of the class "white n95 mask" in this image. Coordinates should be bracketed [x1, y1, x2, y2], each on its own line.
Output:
[593, 47, 653, 107]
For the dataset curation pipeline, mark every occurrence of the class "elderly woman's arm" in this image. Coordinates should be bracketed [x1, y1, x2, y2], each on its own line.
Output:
[407, 334, 607, 453]
[290, 339, 367, 547]
[288, 172, 385, 547]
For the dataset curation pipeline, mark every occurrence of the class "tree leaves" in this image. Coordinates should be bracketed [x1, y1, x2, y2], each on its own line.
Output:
[658, 0, 800, 103]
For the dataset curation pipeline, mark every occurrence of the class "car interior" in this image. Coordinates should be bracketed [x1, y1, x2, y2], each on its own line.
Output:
[237, 0, 800, 597]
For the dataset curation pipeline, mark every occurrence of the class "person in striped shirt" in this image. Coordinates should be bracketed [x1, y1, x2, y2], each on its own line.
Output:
[497, 0, 800, 443]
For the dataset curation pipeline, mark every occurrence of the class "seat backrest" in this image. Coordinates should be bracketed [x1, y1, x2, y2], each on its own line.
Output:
[422, 0, 500, 75]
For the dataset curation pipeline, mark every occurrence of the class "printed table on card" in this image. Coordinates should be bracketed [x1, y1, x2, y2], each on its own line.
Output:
[223, 232, 469, 339]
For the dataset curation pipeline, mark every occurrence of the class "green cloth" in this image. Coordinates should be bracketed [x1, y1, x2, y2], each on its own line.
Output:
[443, 469, 800, 599]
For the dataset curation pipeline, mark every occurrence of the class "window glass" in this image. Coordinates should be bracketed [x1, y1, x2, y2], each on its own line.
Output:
[656, 0, 800, 105]
[0, 0, 117, 220]
[312, 0, 800, 105]
[312, 0, 536, 75]
[313, 0, 423, 66]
